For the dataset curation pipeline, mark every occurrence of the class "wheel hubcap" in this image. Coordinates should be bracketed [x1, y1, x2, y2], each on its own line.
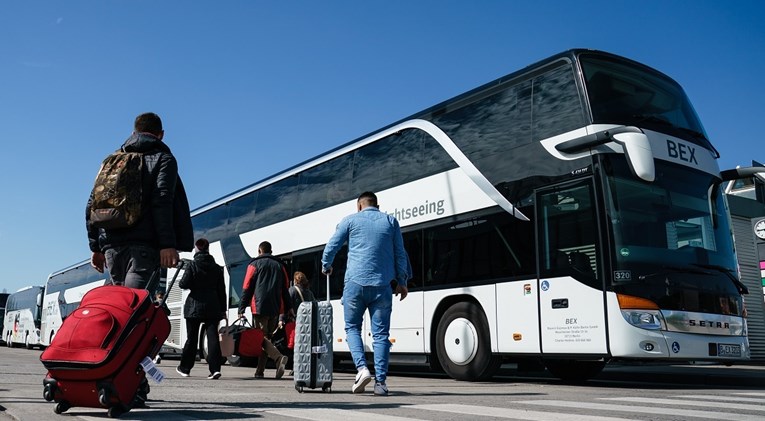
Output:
[443, 317, 478, 365]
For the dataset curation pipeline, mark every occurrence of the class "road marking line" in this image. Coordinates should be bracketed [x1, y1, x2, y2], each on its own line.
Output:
[603, 396, 765, 411]
[265, 408, 419, 420]
[673, 394, 765, 404]
[410, 403, 634, 420]
[519, 400, 765, 421]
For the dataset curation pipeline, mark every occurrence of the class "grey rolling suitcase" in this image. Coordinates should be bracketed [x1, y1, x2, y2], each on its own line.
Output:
[293, 275, 333, 393]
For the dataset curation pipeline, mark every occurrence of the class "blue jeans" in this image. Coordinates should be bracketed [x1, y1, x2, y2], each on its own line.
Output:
[343, 281, 393, 383]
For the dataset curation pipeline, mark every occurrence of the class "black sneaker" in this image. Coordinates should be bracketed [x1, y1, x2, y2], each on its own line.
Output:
[175, 365, 190, 377]
[207, 371, 221, 380]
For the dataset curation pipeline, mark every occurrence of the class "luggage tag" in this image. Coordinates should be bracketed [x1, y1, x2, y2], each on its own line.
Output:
[140, 356, 166, 383]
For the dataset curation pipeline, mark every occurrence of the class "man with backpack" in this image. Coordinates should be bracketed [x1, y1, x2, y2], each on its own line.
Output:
[85, 112, 193, 408]
[86, 112, 194, 289]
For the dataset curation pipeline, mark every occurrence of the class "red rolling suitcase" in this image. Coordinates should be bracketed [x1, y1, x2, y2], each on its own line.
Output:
[40, 262, 184, 418]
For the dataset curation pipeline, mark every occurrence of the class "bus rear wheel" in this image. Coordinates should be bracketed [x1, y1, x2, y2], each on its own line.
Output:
[543, 359, 605, 383]
[435, 302, 501, 381]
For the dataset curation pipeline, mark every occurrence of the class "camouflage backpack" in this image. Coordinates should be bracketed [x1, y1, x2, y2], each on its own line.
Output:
[89, 151, 144, 229]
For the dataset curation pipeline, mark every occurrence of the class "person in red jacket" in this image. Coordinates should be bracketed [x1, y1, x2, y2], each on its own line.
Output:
[237, 241, 291, 379]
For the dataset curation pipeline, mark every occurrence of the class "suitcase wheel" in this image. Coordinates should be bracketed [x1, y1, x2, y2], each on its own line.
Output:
[296, 385, 304, 393]
[322, 385, 331, 393]
[43, 378, 57, 402]
[98, 389, 109, 407]
[54, 401, 70, 414]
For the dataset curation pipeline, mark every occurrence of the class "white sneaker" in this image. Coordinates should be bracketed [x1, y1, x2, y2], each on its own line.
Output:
[374, 381, 388, 396]
[351, 367, 373, 393]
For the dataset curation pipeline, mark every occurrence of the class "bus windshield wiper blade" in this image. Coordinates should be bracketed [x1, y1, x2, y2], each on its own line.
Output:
[638, 265, 709, 280]
[692, 263, 749, 294]
[631, 114, 718, 157]
[631, 114, 675, 128]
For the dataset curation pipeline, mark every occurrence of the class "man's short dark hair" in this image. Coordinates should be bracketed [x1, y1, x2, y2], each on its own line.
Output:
[259, 241, 272, 254]
[134, 112, 163, 136]
[357, 191, 378, 208]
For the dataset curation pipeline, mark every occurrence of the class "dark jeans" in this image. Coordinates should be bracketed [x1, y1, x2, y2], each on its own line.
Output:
[105, 244, 160, 290]
[180, 318, 222, 374]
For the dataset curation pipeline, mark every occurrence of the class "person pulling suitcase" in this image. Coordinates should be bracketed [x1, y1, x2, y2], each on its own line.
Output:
[85, 112, 194, 407]
[321, 192, 411, 396]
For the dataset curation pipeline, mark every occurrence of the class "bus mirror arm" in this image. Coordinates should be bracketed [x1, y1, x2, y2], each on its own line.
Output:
[555, 126, 644, 153]
[718, 166, 765, 183]
[555, 126, 655, 182]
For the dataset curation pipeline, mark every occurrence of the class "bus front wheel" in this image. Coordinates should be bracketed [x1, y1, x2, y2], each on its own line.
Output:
[435, 302, 501, 381]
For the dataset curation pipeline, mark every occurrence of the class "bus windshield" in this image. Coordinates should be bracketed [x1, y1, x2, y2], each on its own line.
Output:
[580, 54, 713, 153]
[604, 157, 743, 316]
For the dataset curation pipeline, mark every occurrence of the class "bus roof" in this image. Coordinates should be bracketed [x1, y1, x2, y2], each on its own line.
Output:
[46, 259, 92, 280]
[189, 49, 666, 216]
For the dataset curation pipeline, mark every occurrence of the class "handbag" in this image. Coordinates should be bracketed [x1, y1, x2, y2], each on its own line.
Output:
[285, 321, 296, 349]
[218, 320, 235, 358]
[234, 317, 264, 358]
[219, 317, 264, 358]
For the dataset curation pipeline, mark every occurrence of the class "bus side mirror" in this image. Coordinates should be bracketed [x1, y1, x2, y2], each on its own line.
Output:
[612, 131, 655, 182]
[719, 166, 765, 182]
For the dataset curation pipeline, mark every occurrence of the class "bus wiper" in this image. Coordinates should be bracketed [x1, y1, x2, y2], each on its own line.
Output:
[631, 114, 674, 128]
[691, 263, 749, 294]
[638, 265, 709, 280]
[632, 114, 719, 157]
[677, 128, 719, 157]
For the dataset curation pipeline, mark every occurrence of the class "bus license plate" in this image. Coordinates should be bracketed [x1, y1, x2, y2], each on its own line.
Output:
[717, 343, 741, 357]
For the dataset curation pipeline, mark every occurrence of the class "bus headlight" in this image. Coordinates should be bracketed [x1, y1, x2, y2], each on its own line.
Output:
[621, 309, 665, 330]
[617, 294, 665, 330]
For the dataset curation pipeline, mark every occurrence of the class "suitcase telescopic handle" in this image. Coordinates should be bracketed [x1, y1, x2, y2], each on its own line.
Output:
[326, 273, 330, 302]
[156, 259, 190, 308]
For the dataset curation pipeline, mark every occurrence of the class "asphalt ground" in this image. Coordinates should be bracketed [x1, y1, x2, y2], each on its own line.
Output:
[1, 347, 763, 420]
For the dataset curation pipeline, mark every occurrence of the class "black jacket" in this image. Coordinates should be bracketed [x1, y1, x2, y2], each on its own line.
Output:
[237, 254, 291, 320]
[86, 133, 194, 253]
[179, 251, 226, 320]
[288, 285, 315, 314]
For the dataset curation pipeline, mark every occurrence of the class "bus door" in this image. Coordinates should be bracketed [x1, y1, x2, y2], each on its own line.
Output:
[536, 179, 608, 355]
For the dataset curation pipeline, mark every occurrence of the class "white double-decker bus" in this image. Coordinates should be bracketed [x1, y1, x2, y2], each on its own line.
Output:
[164, 49, 754, 381]
[40, 261, 109, 347]
[3, 286, 44, 349]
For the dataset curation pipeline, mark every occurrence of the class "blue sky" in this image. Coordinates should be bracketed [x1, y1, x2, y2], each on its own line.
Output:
[1, 1, 764, 294]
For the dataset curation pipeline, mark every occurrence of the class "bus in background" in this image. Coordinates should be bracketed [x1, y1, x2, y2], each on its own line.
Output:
[0, 292, 9, 345]
[3, 286, 44, 349]
[159, 49, 759, 381]
[40, 261, 109, 347]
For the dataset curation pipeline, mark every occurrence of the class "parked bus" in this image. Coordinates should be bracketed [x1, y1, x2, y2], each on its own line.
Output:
[3, 286, 44, 349]
[0, 292, 9, 345]
[40, 261, 109, 347]
[167, 49, 756, 381]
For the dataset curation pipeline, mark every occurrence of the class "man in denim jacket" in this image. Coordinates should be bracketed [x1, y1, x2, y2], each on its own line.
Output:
[322, 191, 410, 396]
